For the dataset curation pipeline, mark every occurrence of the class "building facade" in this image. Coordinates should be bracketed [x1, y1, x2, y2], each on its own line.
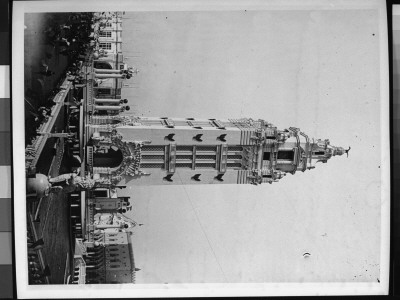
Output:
[75, 230, 136, 284]
[94, 12, 125, 99]
[71, 187, 138, 284]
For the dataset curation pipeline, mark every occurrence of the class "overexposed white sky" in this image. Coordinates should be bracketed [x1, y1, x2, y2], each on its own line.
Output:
[119, 8, 385, 283]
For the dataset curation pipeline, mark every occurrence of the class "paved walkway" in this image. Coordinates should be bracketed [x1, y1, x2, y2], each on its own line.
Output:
[24, 13, 79, 285]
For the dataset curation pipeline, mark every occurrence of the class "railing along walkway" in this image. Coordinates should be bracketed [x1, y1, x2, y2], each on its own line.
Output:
[25, 78, 73, 175]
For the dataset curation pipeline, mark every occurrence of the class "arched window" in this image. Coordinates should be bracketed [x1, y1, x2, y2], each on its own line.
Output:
[94, 61, 113, 69]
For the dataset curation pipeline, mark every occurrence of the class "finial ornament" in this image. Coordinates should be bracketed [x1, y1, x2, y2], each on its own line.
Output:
[345, 146, 351, 157]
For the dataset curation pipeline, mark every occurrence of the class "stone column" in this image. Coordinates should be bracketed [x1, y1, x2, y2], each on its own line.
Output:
[95, 105, 122, 111]
[94, 73, 125, 79]
[94, 224, 123, 229]
[94, 68, 123, 74]
[94, 98, 122, 104]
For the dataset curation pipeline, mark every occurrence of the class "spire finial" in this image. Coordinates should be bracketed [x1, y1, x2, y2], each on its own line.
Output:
[345, 146, 351, 157]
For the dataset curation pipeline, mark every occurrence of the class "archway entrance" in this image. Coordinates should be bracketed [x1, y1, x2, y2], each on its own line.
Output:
[93, 147, 124, 168]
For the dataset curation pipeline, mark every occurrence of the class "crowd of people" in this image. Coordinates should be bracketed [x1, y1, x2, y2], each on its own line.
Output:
[25, 12, 102, 147]
[27, 232, 51, 284]
[44, 13, 94, 62]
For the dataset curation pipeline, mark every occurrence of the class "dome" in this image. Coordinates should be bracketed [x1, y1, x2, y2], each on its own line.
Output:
[26, 173, 51, 198]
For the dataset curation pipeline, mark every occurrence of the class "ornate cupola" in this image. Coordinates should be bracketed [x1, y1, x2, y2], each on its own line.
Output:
[306, 138, 350, 169]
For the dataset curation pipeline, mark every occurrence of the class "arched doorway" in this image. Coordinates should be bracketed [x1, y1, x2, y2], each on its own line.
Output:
[94, 61, 113, 69]
[93, 146, 124, 168]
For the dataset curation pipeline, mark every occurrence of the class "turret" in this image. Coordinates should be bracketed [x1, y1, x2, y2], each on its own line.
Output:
[305, 138, 350, 170]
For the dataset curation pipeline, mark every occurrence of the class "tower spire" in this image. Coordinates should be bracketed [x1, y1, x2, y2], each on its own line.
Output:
[86, 115, 348, 186]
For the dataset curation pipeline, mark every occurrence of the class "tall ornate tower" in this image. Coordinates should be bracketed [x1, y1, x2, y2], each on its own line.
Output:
[85, 115, 349, 186]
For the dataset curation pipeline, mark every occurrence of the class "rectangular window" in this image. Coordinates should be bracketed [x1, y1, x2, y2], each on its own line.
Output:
[176, 145, 193, 152]
[196, 154, 216, 160]
[106, 22, 112, 27]
[142, 145, 165, 152]
[99, 31, 112, 38]
[99, 42, 112, 50]
[196, 145, 217, 152]
[263, 152, 271, 160]
[226, 162, 242, 168]
[277, 150, 294, 160]
[314, 151, 325, 155]
[175, 163, 192, 168]
[141, 163, 164, 168]
[92, 190, 108, 198]
[176, 155, 192, 160]
[228, 146, 243, 152]
[96, 88, 112, 96]
[195, 163, 216, 168]
[141, 154, 164, 160]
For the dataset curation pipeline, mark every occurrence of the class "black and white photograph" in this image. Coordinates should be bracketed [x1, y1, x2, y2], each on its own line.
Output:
[12, 0, 389, 298]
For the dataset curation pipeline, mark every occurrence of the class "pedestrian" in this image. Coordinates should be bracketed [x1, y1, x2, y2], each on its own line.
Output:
[28, 238, 44, 250]
[32, 265, 51, 279]
[35, 70, 56, 77]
